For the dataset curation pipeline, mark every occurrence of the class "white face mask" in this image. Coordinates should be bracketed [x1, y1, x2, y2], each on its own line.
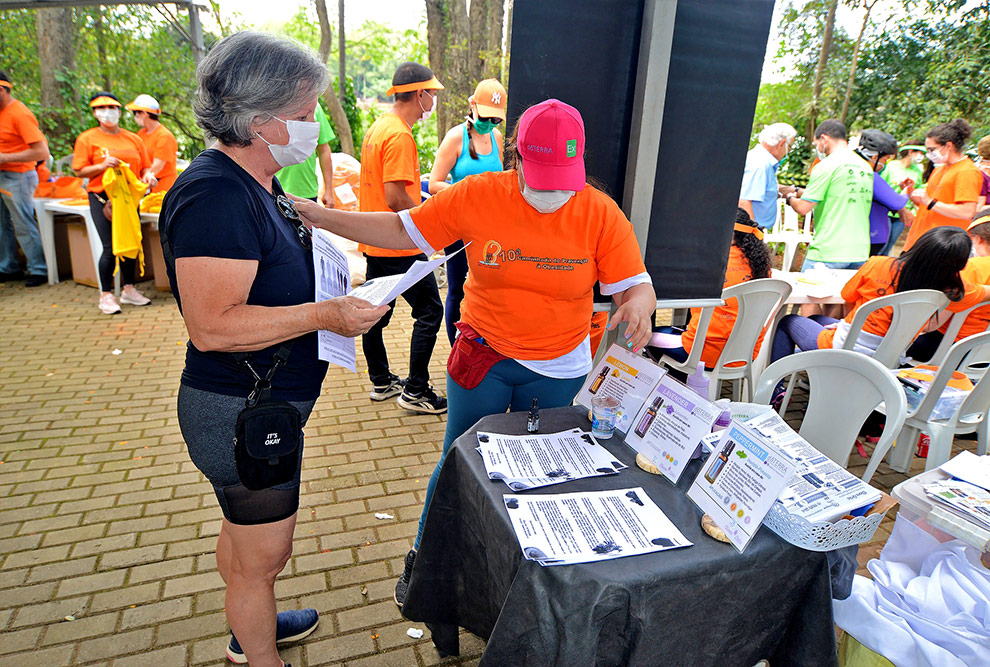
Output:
[519, 163, 575, 214]
[911, 153, 924, 164]
[257, 115, 320, 168]
[927, 146, 948, 165]
[95, 108, 120, 125]
[418, 92, 436, 123]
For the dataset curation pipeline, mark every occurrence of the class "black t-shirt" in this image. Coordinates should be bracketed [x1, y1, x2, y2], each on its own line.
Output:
[161, 149, 328, 400]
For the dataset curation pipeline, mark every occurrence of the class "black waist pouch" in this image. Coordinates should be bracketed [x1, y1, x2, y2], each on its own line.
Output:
[232, 344, 301, 491]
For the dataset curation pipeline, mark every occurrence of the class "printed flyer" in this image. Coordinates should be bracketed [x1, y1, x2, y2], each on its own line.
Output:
[687, 422, 797, 552]
[575, 344, 666, 433]
[313, 229, 356, 372]
[625, 374, 719, 484]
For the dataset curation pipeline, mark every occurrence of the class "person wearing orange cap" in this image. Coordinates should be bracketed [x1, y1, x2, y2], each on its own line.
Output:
[0, 69, 50, 286]
[72, 92, 155, 314]
[291, 98, 656, 607]
[428, 78, 507, 345]
[126, 94, 178, 193]
[357, 61, 447, 415]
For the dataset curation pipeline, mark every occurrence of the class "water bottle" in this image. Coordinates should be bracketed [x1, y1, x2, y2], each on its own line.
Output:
[686, 361, 709, 400]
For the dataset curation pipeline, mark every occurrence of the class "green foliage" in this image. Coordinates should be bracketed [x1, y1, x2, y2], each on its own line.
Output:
[755, 0, 990, 170]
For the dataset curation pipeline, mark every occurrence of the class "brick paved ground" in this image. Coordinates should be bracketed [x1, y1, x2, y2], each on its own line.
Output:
[0, 279, 973, 665]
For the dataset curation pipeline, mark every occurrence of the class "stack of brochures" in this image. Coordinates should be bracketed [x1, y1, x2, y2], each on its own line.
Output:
[924, 480, 990, 531]
[504, 487, 692, 566]
[745, 411, 882, 523]
[477, 428, 625, 492]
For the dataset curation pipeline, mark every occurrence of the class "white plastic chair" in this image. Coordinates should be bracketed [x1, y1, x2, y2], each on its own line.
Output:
[659, 278, 791, 402]
[920, 301, 990, 370]
[764, 201, 812, 272]
[753, 349, 907, 483]
[887, 331, 990, 473]
[841, 289, 949, 369]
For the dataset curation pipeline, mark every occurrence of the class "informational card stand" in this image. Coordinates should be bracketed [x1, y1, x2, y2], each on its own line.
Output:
[312, 229, 356, 371]
[625, 375, 719, 484]
[687, 422, 797, 552]
[575, 344, 666, 434]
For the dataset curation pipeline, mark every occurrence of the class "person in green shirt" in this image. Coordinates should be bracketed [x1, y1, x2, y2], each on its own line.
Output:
[276, 104, 336, 205]
[879, 140, 925, 255]
[787, 119, 873, 269]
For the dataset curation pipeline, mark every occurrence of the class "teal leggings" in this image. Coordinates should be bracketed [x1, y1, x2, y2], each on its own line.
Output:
[414, 359, 586, 548]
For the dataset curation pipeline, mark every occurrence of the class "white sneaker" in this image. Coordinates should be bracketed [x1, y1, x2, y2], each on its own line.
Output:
[120, 287, 151, 306]
[99, 293, 121, 315]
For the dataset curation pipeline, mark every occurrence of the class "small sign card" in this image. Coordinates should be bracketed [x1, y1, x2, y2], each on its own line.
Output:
[575, 344, 666, 434]
[687, 422, 796, 552]
[625, 374, 719, 484]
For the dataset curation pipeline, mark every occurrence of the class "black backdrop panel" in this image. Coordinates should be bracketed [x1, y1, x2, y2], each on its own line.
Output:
[507, 0, 775, 301]
[506, 0, 644, 202]
[645, 0, 775, 299]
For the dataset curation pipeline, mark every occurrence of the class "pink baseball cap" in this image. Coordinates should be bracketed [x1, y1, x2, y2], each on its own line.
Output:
[516, 99, 586, 191]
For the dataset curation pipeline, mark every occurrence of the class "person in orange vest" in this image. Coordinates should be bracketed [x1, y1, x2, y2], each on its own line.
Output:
[126, 94, 178, 192]
[0, 69, 50, 286]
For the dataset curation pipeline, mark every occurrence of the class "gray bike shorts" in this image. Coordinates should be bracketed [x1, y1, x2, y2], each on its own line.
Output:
[177, 384, 316, 525]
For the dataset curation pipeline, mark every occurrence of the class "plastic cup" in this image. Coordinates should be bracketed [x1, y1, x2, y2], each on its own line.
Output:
[591, 395, 621, 439]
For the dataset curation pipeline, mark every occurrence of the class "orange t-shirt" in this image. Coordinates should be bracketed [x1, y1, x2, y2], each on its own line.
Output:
[358, 112, 420, 257]
[818, 255, 984, 348]
[138, 124, 178, 192]
[72, 127, 150, 194]
[406, 170, 647, 359]
[682, 245, 762, 368]
[0, 99, 46, 173]
[902, 159, 983, 251]
[941, 256, 990, 340]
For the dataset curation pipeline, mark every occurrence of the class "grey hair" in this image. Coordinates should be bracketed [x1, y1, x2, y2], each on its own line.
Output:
[759, 122, 797, 147]
[194, 31, 329, 147]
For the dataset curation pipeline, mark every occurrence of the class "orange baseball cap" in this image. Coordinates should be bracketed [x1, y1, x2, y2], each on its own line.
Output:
[88, 93, 121, 108]
[125, 94, 161, 114]
[472, 79, 506, 120]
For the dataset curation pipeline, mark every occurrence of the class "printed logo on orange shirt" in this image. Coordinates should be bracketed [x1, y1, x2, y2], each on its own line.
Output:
[480, 240, 502, 267]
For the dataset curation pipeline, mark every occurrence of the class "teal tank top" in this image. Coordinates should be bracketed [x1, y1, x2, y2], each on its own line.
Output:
[449, 122, 502, 184]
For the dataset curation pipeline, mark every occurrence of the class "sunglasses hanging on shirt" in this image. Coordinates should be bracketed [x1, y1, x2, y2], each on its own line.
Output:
[272, 181, 312, 251]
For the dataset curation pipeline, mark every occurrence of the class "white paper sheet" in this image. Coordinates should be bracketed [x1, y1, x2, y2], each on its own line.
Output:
[687, 422, 797, 552]
[348, 244, 467, 307]
[745, 410, 881, 523]
[575, 344, 666, 433]
[477, 428, 622, 491]
[313, 229, 356, 371]
[924, 479, 990, 530]
[939, 450, 990, 491]
[624, 374, 719, 484]
[503, 487, 692, 566]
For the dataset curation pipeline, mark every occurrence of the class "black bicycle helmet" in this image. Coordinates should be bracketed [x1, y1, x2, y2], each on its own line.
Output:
[858, 129, 899, 157]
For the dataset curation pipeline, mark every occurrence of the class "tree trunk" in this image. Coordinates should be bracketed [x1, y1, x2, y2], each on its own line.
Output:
[504, 0, 513, 82]
[315, 0, 355, 156]
[36, 8, 76, 141]
[806, 0, 837, 140]
[468, 0, 505, 83]
[338, 0, 346, 89]
[426, 0, 472, 137]
[94, 7, 111, 91]
[840, 0, 877, 124]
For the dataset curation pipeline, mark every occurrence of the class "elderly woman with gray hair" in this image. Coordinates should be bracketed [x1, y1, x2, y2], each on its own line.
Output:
[160, 32, 388, 667]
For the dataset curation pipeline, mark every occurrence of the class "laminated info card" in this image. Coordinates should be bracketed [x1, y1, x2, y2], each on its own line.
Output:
[687, 423, 797, 552]
[504, 487, 692, 566]
[312, 229, 356, 372]
[625, 374, 719, 484]
[477, 429, 623, 491]
[576, 344, 666, 433]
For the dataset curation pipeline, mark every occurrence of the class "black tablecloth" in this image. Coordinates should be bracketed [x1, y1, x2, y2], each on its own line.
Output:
[402, 406, 839, 667]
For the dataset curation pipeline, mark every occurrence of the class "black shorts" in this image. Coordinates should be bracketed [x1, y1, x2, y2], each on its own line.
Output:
[177, 384, 316, 525]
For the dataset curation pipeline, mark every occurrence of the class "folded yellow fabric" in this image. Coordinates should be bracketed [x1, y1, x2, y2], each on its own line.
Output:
[103, 164, 148, 277]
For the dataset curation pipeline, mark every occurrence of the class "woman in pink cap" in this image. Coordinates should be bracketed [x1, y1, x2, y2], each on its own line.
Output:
[292, 99, 656, 606]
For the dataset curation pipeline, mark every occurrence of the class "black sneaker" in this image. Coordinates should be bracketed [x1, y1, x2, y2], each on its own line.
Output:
[397, 386, 447, 414]
[394, 549, 416, 608]
[370, 374, 405, 401]
[0, 270, 24, 282]
[226, 608, 319, 663]
[25, 274, 47, 288]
